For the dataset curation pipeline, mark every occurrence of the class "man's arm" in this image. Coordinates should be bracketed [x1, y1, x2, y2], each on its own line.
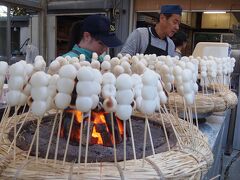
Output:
[120, 29, 142, 56]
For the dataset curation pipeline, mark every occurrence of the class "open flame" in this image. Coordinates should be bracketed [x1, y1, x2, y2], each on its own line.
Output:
[61, 109, 124, 146]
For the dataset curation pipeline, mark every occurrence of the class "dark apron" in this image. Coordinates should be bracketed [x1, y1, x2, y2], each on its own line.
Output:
[144, 27, 168, 56]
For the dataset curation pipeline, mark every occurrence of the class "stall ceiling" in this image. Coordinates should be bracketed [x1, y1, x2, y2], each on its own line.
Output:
[135, 0, 240, 12]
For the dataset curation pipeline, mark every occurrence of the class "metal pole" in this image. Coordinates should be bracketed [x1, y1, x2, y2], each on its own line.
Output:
[224, 74, 240, 155]
[6, 5, 11, 64]
[39, 0, 47, 63]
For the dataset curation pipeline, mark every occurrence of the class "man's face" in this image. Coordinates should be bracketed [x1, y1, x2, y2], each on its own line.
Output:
[161, 14, 181, 37]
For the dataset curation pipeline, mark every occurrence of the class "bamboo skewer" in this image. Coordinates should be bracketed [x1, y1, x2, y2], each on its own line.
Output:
[63, 113, 74, 166]
[13, 113, 17, 165]
[0, 105, 9, 126]
[78, 114, 84, 172]
[128, 117, 136, 162]
[84, 111, 91, 167]
[36, 117, 42, 164]
[187, 107, 194, 149]
[21, 103, 27, 115]
[146, 117, 155, 157]
[142, 116, 148, 167]
[123, 120, 126, 170]
[110, 112, 117, 164]
[194, 102, 199, 129]
[4, 105, 20, 129]
[158, 108, 170, 151]
[26, 127, 37, 160]
[54, 110, 63, 165]
[45, 111, 59, 162]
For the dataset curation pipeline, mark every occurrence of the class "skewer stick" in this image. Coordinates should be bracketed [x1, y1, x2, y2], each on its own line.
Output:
[183, 99, 190, 131]
[84, 111, 92, 167]
[158, 108, 170, 151]
[174, 93, 178, 115]
[110, 112, 117, 164]
[188, 107, 195, 149]
[54, 110, 63, 165]
[194, 102, 199, 129]
[21, 103, 27, 115]
[123, 120, 126, 170]
[36, 117, 42, 163]
[128, 117, 136, 163]
[8, 109, 30, 153]
[182, 97, 186, 122]
[45, 111, 59, 162]
[202, 78, 205, 95]
[204, 78, 208, 95]
[13, 113, 17, 165]
[26, 128, 37, 160]
[0, 105, 9, 126]
[78, 113, 84, 172]
[63, 113, 75, 166]
[142, 115, 148, 167]
[146, 117, 155, 157]
[4, 105, 20, 128]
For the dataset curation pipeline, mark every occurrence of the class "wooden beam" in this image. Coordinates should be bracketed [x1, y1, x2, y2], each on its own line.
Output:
[0, 0, 42, 11]
[134, 0, 240, 12]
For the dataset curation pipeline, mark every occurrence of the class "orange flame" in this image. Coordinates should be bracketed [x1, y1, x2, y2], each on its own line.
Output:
[61, 110, 123, 146]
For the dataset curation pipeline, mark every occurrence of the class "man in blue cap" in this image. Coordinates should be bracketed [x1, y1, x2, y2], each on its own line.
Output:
[63, 14, 122, 62]
[120, 5, 182, 56]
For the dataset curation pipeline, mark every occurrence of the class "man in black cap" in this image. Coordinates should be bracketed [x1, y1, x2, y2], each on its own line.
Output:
[63, 14, 122, 62]
[120, 4, 182, 56]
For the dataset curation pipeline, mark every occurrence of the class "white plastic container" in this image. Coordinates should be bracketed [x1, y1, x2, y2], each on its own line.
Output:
[192, 42, 231, 58]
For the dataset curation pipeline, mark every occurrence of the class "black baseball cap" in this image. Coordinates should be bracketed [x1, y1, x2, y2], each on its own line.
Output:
[82, 15, 122, 48]
[160, 5, 182, 15]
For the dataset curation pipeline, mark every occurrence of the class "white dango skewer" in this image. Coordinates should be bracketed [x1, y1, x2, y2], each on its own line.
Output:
[121, 60, 132, 75]
[53, 64, 76, 165]
[76, 66, 99, 167]
[113, 65, 124, 77]
[131, 74, 142, 105]
[28, 71, 50, 163]
[6, 62, 28, 119]
[55, 64, 77, 166]
[183, 66, 199, 143]
[48, 60, 61, 75]
[0, 61, 8, 122]
[140, 70, 157, 167]
[100, 60, 111, 73]
[91, 60, 100, 70]
[101, 72, 119, 164]
[115, 73, 135, 169]
[0, 61, 8, 97]
[34, 55, 46, 71]
[156, 79, 170, 151]
[44, 74, 60, 162]
[102, 72, 117, 111]
[6, 62, 36, 155]
[5, 62, 28, 164]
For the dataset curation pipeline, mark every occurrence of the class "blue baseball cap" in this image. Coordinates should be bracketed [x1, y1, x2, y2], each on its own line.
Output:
[160, 5, 182, 15]
[82, 15, 122, 48]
